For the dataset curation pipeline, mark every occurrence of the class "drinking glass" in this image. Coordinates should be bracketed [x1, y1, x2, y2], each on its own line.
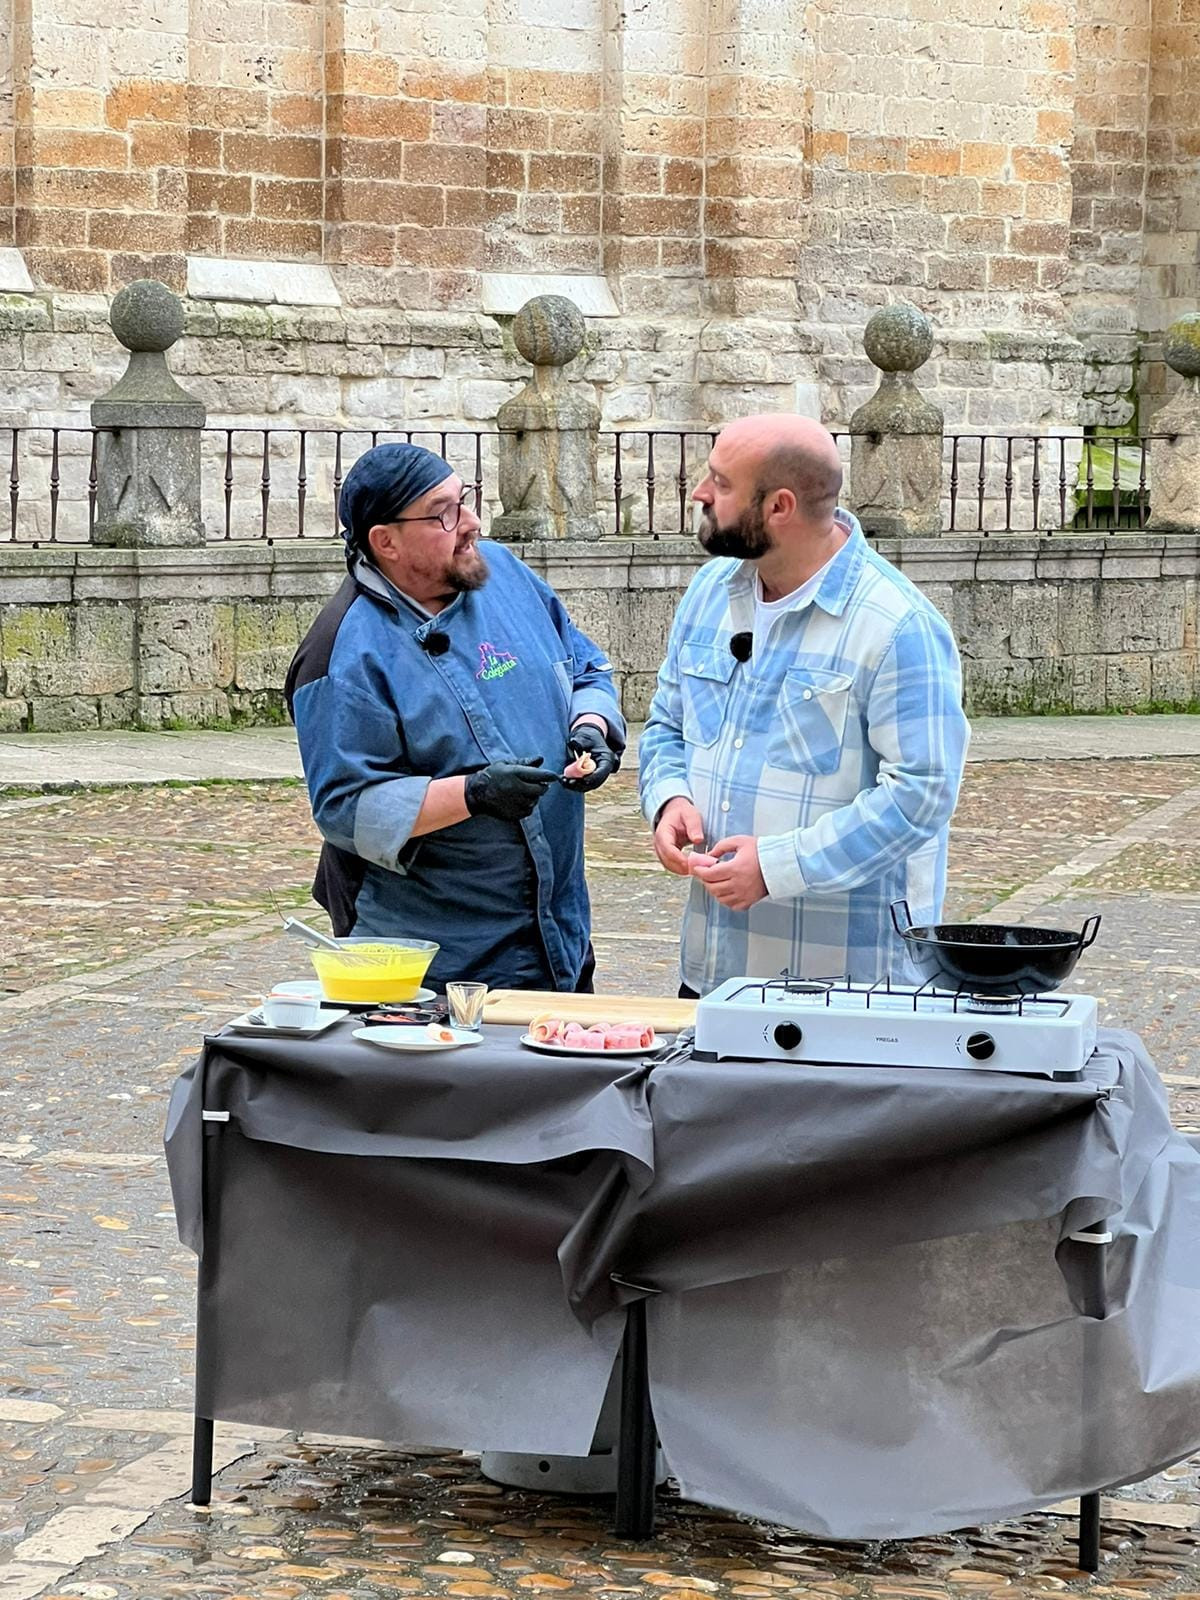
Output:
[446, 981, 488, 1032]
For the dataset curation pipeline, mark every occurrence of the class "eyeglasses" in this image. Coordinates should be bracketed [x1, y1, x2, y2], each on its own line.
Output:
[392, 484, 481, 535]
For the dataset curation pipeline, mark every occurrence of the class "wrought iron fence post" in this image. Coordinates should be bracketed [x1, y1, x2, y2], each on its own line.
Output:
[492, 295, 602, 542]
[90, 279, 206, 548]
[1146, 313, 1200, 534]
[847, 304, 944, 538]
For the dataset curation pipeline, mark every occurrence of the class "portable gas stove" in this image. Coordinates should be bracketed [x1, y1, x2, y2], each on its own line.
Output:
[694, 975, 1098, 1078]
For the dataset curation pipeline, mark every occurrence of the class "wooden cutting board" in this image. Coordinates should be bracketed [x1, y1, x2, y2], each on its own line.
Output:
[481, 989, 696, 1032]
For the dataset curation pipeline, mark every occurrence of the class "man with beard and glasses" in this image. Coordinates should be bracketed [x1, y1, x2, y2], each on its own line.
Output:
[286, 442, 623, 992]
[639, 414, 969, 996]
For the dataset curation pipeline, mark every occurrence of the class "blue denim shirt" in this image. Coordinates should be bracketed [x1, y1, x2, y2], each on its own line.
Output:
[289, 543, 624, 991]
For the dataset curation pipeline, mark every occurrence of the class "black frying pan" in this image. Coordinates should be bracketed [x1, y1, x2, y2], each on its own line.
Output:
[890, 900, 1101, 996]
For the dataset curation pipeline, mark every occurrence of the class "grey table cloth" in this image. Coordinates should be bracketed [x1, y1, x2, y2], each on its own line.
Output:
[166, 1021, 1200, 1538]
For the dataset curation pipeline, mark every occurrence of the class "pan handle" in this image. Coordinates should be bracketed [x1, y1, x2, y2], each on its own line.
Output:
[1077, 914, 1101, 951]
[889, 899, 916, 938]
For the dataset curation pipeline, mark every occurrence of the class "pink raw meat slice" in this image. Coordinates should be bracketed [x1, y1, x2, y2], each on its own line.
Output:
[531, 1017, 566, 1043]
[602, 1024, 641, 1049]
[604, 1023, 657, 1049]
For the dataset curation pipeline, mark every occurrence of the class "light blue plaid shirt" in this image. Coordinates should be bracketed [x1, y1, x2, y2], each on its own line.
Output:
[639, 512, 969, 994]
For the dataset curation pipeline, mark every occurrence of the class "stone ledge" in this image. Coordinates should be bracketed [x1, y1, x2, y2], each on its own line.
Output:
[481, 273, 618, 318]
[0, 545, 80, 573]
[187, 257, 341, 308]
[1034, 550, 1105, 579]
[0, 248, 34, 293]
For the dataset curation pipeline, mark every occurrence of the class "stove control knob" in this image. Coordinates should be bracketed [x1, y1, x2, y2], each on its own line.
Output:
[774, 1021, 803, 1051]
[966, 1031, 996, 1061]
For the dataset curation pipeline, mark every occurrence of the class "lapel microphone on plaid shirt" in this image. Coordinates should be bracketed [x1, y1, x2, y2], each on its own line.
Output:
[729, 632, 753, 663]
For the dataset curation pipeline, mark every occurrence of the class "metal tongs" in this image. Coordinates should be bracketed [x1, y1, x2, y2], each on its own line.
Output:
[648, 1026, 694, 1066]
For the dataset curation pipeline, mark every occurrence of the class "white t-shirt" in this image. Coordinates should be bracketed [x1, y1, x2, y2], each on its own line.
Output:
[751, 554, 838, 661]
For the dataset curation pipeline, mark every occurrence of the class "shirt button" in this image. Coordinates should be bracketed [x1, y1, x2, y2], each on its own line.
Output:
[733, 738, 744, 749]
[803, 688, 813, 700]
[721, 801, 731, 813]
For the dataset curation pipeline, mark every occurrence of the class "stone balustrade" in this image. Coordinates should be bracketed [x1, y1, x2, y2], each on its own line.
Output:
[2, 283, 1200, 729]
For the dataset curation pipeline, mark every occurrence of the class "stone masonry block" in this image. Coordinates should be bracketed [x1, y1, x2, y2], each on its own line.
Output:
[459, 379, 519, 420]
[0, 605, 74, 697]
[1095, 580, 1186, 654]
[962, 658, 1035, 715]
[96, 691, 135, 728]
[231, 601, 308, 692]
[136, 601, 219, 694]
[0, 698, 30, 732]
[1105, 654, 1153, 707]
[1030, 658, 1075, 711]
[1069, 656, 1107, 714]
[29, 695, 101, 732]
[1007, 584, 1061, 660]
[951, 583, 1013, 660]
[1150, 651, 1197, 707]
[620, 670, 662, 722]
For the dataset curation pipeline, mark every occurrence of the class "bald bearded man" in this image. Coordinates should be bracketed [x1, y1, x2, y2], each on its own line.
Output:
[639, 415, 970, 996]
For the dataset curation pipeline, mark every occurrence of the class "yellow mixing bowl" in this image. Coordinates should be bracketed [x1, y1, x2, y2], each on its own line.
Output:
[309, 939, 439, 1003]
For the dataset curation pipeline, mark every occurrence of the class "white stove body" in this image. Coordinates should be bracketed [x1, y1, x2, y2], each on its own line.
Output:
[694, 977, 1098, 1078]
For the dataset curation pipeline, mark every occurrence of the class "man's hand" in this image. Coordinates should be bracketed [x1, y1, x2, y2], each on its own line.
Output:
[562, 720, 620, 792]
[653, 796, 706, 875]
[690, 834, 768, 911]
[464, 756, 557, 822]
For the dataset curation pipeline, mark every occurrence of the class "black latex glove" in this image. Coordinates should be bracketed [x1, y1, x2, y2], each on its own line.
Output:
[464, 756, 558, 822]
[562, 721, 621, 793]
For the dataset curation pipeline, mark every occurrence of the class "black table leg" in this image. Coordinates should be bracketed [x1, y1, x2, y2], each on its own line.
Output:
[192, 1106, 220, 1509]
[1075, 1222, 1110, 1572]
[615, 1299, 656, 1539]
[191, 1414, 214, 1505]
[1078, 1490, 1101, 1572]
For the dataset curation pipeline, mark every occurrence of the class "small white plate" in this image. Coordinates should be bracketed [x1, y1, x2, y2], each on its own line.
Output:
[225, 1008, 349, 1039]
[353, 1025, 483, 1053]
[519, 1034, 660, 1058]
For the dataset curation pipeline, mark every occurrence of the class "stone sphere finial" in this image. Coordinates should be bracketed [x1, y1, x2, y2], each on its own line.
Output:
[110, 279, 185, 354]
[512, 295, 586, 368]
[1164, 313, 1200, 383]
[863, 303, 934, 374]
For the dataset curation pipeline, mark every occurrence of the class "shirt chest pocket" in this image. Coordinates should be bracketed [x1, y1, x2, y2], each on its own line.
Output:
[679, 641, 736, 747]
[767, 667, 854, 776]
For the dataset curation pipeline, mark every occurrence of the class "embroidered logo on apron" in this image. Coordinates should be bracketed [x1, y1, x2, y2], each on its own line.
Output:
[476, 641, 518, 681]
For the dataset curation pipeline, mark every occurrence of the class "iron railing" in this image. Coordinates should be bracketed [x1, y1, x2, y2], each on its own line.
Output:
[202, 428, 488, 542]
[0, 425, 1180, 545]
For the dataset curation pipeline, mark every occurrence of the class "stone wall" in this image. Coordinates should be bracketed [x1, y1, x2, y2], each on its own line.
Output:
[1141, 0, 1200, 339]
[0, 286, 1101, 550]
[2, 534, 1198, 733]
[0, 287, 1089, 452]
[803, 4, 1074, 336]
[1068, 0, 1149, 427]
[1, 1, 1197, 436]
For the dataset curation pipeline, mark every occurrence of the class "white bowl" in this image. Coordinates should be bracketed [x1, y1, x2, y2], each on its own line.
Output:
[263, 992, 323, 1028]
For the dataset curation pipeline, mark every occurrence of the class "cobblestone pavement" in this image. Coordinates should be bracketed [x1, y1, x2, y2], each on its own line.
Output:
[2, 750, 1200, 1599]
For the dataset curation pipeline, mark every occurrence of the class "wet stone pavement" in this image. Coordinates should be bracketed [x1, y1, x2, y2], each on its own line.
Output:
[1, 752, 1200, 1599]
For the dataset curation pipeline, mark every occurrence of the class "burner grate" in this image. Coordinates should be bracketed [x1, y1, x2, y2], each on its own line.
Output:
[715, 970, 1071, 1017]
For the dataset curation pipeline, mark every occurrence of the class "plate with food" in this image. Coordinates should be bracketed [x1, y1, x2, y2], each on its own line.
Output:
[353, 1022, 484, 1053]
[519, 1016, 659, 1056]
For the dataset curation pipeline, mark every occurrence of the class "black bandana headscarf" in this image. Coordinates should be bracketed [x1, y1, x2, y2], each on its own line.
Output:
[338, 443, 455, 567]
